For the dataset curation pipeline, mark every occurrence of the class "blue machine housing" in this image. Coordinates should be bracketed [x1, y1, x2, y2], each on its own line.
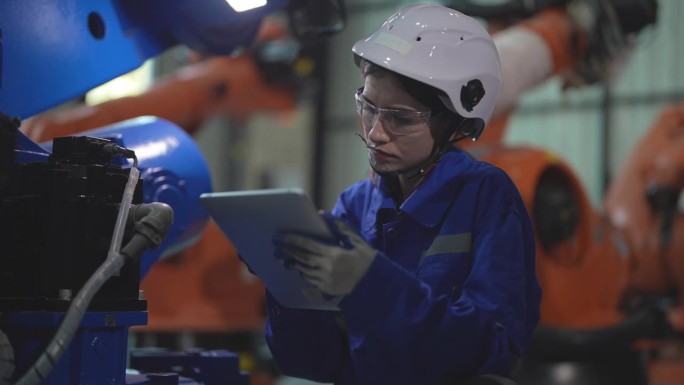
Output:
[38, 117, 214, 278]
[0, 1, 292, 384]
[4, 312, 148, 385]
[0, 0, 288, 120]
[3, 119, 228, 385]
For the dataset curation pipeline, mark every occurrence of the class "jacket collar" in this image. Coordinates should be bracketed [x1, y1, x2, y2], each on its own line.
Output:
[393, 149, 476, 228]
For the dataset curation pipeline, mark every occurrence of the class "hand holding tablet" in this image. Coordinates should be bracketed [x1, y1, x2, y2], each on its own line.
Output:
[199, 188, 343, 310]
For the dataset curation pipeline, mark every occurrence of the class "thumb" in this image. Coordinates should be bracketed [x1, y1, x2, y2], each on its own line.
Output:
[319, 211, 354, 249]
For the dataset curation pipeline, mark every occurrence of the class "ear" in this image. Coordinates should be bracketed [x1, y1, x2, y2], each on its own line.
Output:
[431, 115, 485, 145]
[429, 114, 458, 145]
[457, 118, 485, 140]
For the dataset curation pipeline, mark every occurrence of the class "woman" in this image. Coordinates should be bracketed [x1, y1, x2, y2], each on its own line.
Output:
[265, 3, 541, 384]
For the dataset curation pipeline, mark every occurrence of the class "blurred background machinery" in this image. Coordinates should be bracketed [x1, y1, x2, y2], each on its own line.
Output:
[12, 6, 343, 382]
[5, 0, 684, 385]
[0, 0, 345, 384]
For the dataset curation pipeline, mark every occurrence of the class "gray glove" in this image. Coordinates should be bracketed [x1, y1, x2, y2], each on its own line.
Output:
[273, 213, 377, 296]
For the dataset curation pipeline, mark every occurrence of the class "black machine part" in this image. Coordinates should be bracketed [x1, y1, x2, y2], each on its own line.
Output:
[446, 0, 657, 32]
[0, 112, 19, 194]
[646, 184, 681, 248]
[287, 0, 346, 41]
[447, 0, 658, 85]
[515, 303, 666, 385]
[533, 166, 580, 254]
[0, 136, 144, 311]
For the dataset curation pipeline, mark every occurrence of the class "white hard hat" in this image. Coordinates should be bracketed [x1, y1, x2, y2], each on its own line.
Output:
[352, 3, 501, 131]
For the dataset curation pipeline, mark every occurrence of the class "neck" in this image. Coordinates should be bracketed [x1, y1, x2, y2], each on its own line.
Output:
[398, 174, 419, 203]
[380, 149, 447, 205]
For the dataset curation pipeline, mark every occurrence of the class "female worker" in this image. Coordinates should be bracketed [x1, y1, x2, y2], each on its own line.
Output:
[265, 3, 541, 384]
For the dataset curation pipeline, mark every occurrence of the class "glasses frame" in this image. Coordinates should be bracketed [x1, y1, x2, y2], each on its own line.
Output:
[354, 88, 433, 136]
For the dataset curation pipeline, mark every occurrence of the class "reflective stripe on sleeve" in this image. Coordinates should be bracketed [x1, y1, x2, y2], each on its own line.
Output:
[423, 233, 472, 258]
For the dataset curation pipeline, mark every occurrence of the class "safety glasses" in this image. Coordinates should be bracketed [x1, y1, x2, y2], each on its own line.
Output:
[354, 88, 432, 136]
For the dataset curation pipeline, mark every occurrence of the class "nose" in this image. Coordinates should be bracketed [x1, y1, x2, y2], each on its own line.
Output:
[366, 113, 390, 143]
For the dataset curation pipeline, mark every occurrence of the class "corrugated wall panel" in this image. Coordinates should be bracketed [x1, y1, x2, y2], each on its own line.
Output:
[506, 103, 604, 205]
[506, 0, 683, 207]
[609, 0, 684, 190]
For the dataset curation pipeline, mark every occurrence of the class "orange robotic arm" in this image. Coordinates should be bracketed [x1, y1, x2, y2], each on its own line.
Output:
[20, 18, 296, 142]
[466, 9, 629, 330]
[468, 0, 664, 332]
[468, 0, 655, 147]
[605, 103, 684, 300]
[448, 5, 635, 334]
[463, 7, 588, 147]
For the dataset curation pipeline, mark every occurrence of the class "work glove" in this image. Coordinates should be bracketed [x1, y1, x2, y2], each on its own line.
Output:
[272, 212, 377, 296]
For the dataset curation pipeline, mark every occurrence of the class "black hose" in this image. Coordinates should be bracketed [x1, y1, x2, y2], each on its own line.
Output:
[123, 203, 174, 262]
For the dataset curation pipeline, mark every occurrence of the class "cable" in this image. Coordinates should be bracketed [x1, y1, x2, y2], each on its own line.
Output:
[109, 162, 140, 258]
[102, 145, 140, 258]
[13, 202, 173, 385]
[14, 252, 126, 385]
[0, 329, 14, 385]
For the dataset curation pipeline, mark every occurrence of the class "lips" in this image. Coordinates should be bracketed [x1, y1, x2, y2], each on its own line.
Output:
[370, 148, 395, 159]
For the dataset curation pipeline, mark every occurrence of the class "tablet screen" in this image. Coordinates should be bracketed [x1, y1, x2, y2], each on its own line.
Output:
[199, 188, 341, 310]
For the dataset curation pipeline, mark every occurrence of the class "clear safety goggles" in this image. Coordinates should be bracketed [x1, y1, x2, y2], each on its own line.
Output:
[354, 88, 432, 136]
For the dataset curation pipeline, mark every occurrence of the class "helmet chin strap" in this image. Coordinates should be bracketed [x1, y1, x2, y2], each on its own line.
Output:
[355, 132, 456, 181]
[355, 118, 470, 181]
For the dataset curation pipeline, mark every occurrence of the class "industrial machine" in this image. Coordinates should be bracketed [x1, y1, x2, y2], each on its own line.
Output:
[6, 0, 678, 384]
[0, 1, 345, 384]
[473, 103, 684, 385]
[17, 16, 307, 142]
[454, 1, 684, 384]
[15, 9, 329, 345]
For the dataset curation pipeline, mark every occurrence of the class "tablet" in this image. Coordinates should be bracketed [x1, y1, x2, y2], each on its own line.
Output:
[199, 188, 342, 311]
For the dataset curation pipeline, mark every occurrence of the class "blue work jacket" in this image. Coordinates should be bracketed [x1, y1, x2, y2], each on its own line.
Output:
[265, 148, 541, 385]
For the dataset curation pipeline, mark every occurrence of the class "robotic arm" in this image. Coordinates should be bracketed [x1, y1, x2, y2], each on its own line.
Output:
[460, 0, 657, 146]
[0, 0, 291, 120]
[450, 2, 684, 384]
[605, 103, 684, 300]
[19, 17, 302, 142]
[0, 1, 345, 385]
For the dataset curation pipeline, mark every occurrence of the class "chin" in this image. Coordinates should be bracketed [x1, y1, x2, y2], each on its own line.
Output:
[370, 163, 404, 177]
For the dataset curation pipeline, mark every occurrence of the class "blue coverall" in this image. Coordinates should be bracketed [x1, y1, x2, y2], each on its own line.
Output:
[265, 148, 542, 384]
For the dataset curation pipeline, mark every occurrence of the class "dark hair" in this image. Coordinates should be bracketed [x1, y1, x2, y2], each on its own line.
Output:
[359, 59, 450, 114]
[359, 58, 465, 147]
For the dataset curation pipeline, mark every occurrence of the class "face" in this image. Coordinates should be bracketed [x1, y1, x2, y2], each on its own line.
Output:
[359, 74, 435, 175]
